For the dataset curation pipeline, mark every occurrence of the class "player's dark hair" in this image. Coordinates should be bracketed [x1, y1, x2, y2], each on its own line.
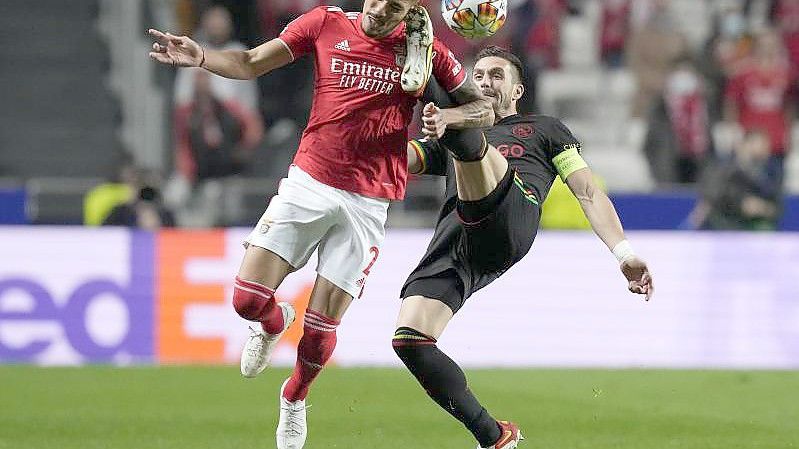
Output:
[475, 46, 525, 83]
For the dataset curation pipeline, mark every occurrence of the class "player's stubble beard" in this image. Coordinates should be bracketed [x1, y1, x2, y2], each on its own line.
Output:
[362, 14, 390, 37]
[484, 89, 514, 121]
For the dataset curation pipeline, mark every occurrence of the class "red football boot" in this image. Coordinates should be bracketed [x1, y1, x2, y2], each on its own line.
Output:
[480, 420, 523, 449]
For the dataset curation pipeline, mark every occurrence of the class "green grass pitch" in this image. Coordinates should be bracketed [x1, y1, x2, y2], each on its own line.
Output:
[1, 366, 797, 448]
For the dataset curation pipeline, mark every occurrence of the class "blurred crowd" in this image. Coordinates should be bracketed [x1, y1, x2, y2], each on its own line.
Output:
[91, 0, 796, 231]
[627, 0, 794, 230]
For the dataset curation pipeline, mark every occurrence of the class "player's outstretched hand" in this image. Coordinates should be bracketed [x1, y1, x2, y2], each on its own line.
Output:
[148, 29, 202, 68]
[422, 102, 446, 140]
[621, 257, 653, 301]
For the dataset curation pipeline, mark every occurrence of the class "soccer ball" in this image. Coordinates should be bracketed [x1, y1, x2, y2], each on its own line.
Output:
[441, 0, 508, 39]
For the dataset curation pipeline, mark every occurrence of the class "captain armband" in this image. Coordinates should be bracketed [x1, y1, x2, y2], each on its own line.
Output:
[552, 144, 588, 180]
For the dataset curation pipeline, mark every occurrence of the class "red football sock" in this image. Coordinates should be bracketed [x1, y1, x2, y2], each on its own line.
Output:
[232, 276, 285, 334]
[282, 309, 340, 401]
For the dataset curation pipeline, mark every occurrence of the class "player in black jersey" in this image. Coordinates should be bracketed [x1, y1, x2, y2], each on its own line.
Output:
[391, 47, 654, 449]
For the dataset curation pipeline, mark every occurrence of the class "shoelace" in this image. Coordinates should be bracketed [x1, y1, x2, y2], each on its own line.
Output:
[280, 403, 311, 436]
[246, 327, 266, 357]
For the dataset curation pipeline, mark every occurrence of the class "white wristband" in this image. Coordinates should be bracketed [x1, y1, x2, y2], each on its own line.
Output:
[612, 240, 636, 263]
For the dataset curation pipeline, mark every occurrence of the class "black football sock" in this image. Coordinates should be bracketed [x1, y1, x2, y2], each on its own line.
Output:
[441, 128, 488, 162]
[393, 327, 501, 447]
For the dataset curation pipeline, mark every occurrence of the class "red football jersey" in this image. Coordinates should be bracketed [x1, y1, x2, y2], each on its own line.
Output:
[725, 60, 794, 154]
[278, 6, 467, 200]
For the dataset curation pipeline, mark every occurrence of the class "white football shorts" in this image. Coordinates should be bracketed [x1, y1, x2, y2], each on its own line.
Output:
[245, 165, 389, 299]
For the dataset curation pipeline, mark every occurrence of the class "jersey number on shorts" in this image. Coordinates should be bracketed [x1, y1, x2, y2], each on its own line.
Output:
[358, 246, 380, 298]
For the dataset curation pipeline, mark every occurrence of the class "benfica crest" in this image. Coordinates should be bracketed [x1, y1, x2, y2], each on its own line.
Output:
[259, 217, 273, 234]
[393, 45, 406, 67]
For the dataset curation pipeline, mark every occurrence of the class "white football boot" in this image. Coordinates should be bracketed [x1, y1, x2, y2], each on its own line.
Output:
[276, 378, 308, 449]
[401, 5, 434, 95]
[240, 302, 296, 377]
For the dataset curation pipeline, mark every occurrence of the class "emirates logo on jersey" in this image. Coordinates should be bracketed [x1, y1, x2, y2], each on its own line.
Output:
[331, 57, 402, 95]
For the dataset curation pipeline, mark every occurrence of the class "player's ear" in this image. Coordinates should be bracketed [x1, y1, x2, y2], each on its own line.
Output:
[512, 83, 525, 101]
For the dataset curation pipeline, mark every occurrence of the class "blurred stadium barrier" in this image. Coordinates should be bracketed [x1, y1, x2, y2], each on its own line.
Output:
[0, 187, 26, 225]
[1, 227, 797, 369]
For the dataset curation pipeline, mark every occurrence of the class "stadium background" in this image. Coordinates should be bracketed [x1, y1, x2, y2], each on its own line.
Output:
[1, 0, 797, 448]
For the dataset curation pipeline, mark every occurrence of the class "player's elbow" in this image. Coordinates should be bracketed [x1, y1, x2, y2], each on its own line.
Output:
[240, 64, 259, 80]
[576, 195, 594, 210]
[240, 51, 263, 80]
[573, 182, 597, 206]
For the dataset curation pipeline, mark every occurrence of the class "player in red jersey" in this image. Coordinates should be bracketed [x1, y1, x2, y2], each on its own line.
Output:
[149, 2, 493, 448]
[724, 30, 795, 184]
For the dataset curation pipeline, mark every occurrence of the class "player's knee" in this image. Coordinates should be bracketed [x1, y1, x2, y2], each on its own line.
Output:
[232, 276, 274, 321]
[441, 129, 487, 162]
[392, 326, 436, 360]
[232, 290, 259, 320]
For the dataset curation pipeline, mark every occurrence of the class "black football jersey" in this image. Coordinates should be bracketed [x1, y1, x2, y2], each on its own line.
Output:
[411, 114, 583, 205]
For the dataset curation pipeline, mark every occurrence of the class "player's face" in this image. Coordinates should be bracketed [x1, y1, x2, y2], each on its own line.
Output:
[473, 56, 524, 117]
[361, 0, 417, 38]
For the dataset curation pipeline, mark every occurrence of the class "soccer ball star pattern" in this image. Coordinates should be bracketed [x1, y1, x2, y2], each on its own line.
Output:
[441, 0, 508, 39]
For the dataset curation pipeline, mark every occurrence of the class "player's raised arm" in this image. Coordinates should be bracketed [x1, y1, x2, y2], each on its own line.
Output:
[422, 41, 494, 137]
[418, 80, 494, 141]
[437, 79, 494, 132]
[564, 167, 654, 301]
[148, 29, 292, 80]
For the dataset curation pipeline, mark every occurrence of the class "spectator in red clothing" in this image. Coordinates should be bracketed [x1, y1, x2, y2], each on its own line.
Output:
[644, 57, 712, 184]
[172, 70, 264, 226]
[698, 4, 754, 123]
[526, 0, 568, 70]
[724, 30, 794, 184]
[774, 0, 799, 72]
[599, 0, 631, 69]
